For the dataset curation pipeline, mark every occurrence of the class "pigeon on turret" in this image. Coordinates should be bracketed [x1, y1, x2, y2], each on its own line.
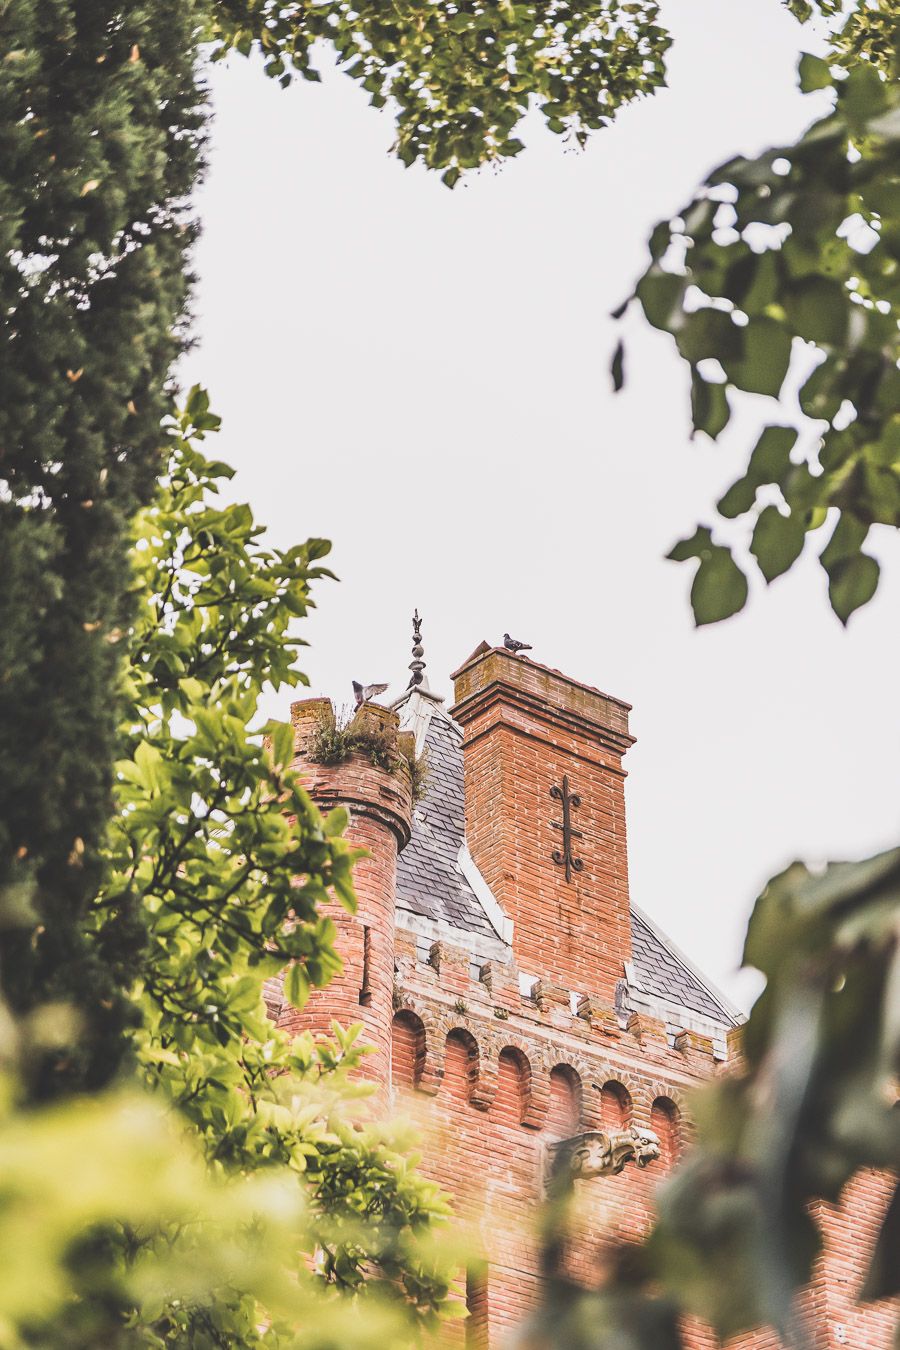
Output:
[352, 680, 389, 708]
[503, 633, 532, 655]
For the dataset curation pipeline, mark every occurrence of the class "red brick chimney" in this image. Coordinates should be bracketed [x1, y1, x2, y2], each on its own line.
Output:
[277, 698, 413, 1090]
[451, 645, 635, 1006]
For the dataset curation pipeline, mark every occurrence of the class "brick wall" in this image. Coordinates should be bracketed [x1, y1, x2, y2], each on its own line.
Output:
[391, 931, 701, 1344]
[390, 953, 898, 1349]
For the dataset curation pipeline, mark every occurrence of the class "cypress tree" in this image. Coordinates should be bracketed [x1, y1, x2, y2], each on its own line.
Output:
[0, 0, 205, 1097]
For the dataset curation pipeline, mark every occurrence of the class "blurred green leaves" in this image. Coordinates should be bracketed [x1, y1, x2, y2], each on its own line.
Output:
[0, 1088, 302, 1335]
[649, 847, 900, 1339]
[533, 846, 900, 1348]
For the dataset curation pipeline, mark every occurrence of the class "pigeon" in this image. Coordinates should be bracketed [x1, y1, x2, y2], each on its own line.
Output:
[503, 633, 532, 655]
[352, 680, 389, 708]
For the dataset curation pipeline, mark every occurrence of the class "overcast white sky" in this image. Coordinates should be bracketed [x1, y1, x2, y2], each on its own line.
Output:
[183, 0, 900, 1010]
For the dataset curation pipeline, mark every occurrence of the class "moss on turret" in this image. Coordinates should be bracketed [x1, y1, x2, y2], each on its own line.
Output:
[306, 707, 429, 804]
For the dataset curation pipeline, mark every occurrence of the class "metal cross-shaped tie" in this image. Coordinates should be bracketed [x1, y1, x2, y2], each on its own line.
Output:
[550, 775, 583, 883]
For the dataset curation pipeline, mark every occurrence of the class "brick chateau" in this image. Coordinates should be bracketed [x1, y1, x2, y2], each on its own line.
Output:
[269, 637, 896, 1348]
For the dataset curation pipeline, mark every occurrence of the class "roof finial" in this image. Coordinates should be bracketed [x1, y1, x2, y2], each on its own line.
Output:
[408, 609, 427, 689]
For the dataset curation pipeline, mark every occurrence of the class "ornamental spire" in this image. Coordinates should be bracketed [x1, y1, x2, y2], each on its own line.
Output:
[407, 609, 427, 689]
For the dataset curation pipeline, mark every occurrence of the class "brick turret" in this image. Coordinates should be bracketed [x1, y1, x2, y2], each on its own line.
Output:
[451, 645, 635, 1007]
[278, 698, 413, 1088]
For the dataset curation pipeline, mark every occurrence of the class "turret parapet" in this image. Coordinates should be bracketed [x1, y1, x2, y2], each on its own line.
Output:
[290, 696, 414, 850]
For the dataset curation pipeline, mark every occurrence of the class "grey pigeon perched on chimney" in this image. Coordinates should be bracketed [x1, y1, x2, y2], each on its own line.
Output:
[353, 680, 389, 708]
[503, 633, 532, 655]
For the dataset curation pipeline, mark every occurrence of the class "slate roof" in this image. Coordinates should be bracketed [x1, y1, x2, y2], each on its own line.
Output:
[630, 909, 737, 1024]
[395, 693, 739, 1028]
[395, 704, 499, 941]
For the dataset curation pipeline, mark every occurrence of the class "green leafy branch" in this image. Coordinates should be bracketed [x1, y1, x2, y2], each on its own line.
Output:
[787, 0, 898, 74]
[206, 0, 672, 185]
[617, 33, 900, 625]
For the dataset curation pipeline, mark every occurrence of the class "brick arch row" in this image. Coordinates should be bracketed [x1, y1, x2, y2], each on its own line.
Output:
[390, 1003, 688, 1146]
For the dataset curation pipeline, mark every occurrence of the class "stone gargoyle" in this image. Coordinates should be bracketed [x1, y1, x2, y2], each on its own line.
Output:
[545, 1126, 660, 1189]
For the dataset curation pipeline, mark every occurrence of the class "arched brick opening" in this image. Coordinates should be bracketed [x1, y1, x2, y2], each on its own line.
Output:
[444, 1028, 480, 1103]
[391, 1010, 426, 1089]
[546, 1064, 582, 1138]
[650, 1095, 681, 1167]
[599, 1079, 632, 1131]
[491, 1046, 531, 1126]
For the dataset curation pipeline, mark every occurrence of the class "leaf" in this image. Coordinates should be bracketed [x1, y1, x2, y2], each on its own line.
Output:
[841, 61, 889, 127]
[750, 425, 798, 478]
[717, 475, 758, 519]
[718, 427, 797, 517]
[284, 962, 309, 1010]
[677, 309, 741, 365]
[818, 511, 881, 621]
[798, 53, 833, 93]
[611, 339, 625, 392]
[184, 384, 212, 423]
[268, 720, 295, 770]
[636, 269, 686, 331]
[782, 277, 848, 346]
[730, 320, 792, 398]
[750, 507, 806, 582]
[691, 547, 749, 625]
[820, 512, 868, 570]
[691, 374, 730, 440]
[133, 740, 164, 794]
[667, 526, 713, 563]
[323, 806, 349, 838]
[826, 551, 880, 623]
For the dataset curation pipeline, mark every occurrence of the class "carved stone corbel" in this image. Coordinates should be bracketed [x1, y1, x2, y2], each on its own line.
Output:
[545, 1126, 660, 1190]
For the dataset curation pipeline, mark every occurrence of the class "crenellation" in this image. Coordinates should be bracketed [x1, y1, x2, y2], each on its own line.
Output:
[673, 1027, 716, 1062]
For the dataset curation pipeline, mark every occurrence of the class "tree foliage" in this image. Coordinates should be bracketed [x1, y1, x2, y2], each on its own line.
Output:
[788, 0, 898, 73]
[617, 27, 900, 624]
[0, 1078, 452, 1348]
[207, 0, 672, 186]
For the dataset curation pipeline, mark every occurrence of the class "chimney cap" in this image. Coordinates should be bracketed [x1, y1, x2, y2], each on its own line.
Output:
[450, 642, 632, 712]
[449, 643, 634, 755]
